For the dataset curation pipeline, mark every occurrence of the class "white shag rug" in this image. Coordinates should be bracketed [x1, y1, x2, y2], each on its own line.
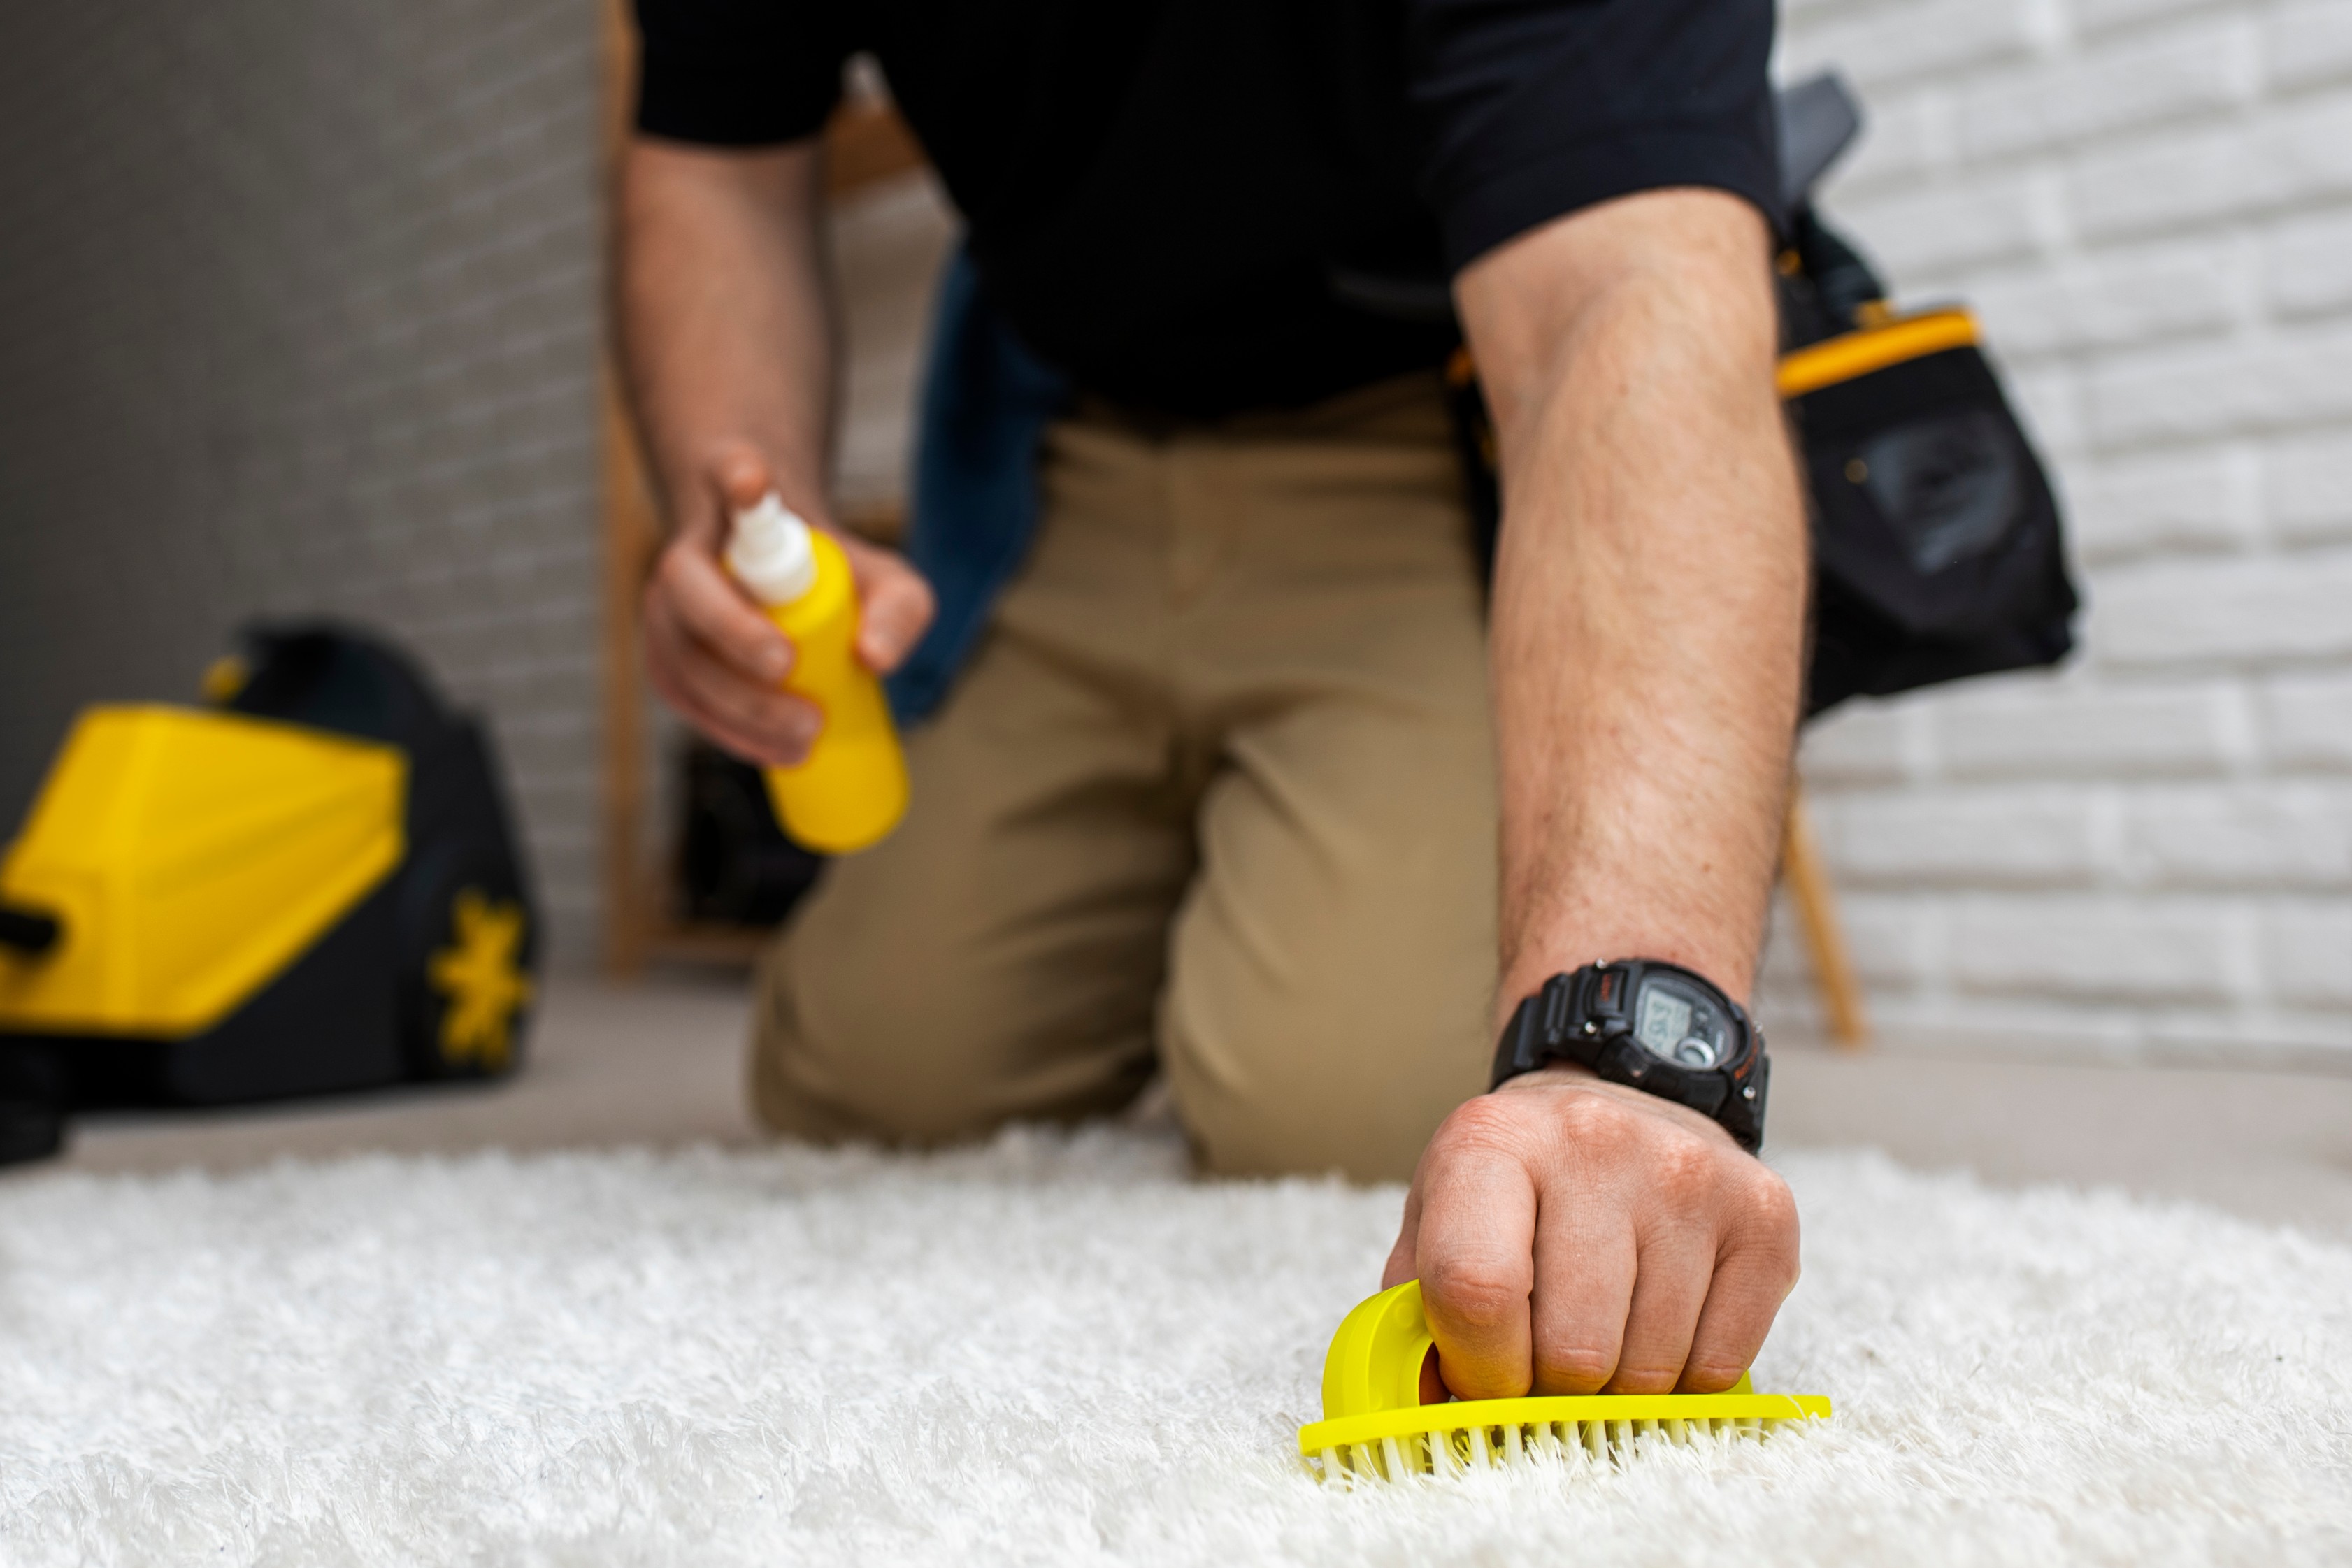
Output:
[2, 1128, 2349, 1567]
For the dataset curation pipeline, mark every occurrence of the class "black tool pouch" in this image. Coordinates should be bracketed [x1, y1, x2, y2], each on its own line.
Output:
[1779, 208, 2079, 715]
[1445, 206, 2080, 717]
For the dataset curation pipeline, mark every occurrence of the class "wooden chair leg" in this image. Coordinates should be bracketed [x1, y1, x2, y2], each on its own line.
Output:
[1780, 785, 1870, 1049]
[598, 366, 657, 977]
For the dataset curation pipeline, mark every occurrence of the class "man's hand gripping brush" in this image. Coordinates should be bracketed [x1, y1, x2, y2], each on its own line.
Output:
[1303, 189, 1828, 1480]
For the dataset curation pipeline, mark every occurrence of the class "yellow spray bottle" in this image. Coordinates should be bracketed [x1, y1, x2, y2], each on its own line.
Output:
[726, 493, 909, 853]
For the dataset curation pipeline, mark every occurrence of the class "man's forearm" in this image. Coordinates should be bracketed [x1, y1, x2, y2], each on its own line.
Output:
[1461, 189, 1807, 1019]
[618, 138, 838, 530]
[617, 137, 934, 767]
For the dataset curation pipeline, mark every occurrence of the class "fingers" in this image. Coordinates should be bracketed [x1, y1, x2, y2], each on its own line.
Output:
[1411, 1101, 1538, 1400]
[1605, 1221, 1714, 1394]
[1577, 1139, 1722, 1393]
[1681, 1171, 1802, 1393]
[1400, 1079, 1805, 1405]
[657, 536, 792, 685]
[647, 442, 933, 758]
[1526, 1184, 1637, 1396]
[643, 577, 819, 767]
[703, 440, 776, 533]
[840, 533, 936, 675]
[687, 435, 935, 677]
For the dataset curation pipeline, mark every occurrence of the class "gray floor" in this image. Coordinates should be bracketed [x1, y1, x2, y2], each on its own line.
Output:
[45, 975, 766, 1175]
[1769, 1044, 2352, 1240]
[30, 975, 2352, 1242]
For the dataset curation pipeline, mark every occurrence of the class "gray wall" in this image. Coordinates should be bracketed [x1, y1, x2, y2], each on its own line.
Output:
[0, 3, 606, 963]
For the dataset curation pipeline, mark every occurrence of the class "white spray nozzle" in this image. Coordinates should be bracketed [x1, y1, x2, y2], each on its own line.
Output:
[726, 492, 819, 605]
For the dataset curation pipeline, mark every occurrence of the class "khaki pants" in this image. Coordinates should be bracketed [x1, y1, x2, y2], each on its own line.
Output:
[752, 373, 1497, 1181]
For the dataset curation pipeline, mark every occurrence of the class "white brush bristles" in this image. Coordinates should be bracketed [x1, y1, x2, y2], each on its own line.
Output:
[1308, 1412, 1810, 1484]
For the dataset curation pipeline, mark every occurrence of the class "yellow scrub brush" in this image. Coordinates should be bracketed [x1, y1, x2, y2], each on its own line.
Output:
[1298, 1280, 1830, 1482]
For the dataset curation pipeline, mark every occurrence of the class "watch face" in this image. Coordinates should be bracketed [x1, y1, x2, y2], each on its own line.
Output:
[1633, 974, 1733, 1070]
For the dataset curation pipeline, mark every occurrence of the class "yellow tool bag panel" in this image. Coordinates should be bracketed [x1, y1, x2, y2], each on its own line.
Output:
[0, 624, 538, 1163]
[0, 705, 408, 1040]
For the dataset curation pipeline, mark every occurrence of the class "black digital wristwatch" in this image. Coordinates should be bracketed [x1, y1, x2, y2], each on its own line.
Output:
[1489, 960, 1769, 1152]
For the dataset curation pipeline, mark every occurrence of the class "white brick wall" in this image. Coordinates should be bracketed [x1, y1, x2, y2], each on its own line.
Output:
[1767, 0, 2352, 1064]
[0, 3, 605, 963]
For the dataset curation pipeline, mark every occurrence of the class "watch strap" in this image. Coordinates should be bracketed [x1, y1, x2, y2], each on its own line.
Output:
[1489, 961, 1768, 1153]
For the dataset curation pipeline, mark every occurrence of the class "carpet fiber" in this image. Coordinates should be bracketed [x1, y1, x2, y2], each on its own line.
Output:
[2, 1127, 2348, 1565]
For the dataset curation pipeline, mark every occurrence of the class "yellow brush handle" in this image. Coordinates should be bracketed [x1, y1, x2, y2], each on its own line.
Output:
[1320, 1280, 1436, 1420]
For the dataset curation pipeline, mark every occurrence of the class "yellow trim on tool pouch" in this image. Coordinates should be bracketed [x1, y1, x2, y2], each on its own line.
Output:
[1777, 308, 1979, 399]
[0, 705, 406, 1037]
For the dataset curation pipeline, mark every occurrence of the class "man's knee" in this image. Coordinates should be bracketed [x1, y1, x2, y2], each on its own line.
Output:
[1167, 993, 1487, 1185]
[750, 930, 1155, 1148]
[752, 941, 989, 1145]
[1179, 1063, 1477, 1186]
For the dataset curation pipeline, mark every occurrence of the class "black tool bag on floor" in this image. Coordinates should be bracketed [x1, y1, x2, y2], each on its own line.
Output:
[0, 623, 538, 1165]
